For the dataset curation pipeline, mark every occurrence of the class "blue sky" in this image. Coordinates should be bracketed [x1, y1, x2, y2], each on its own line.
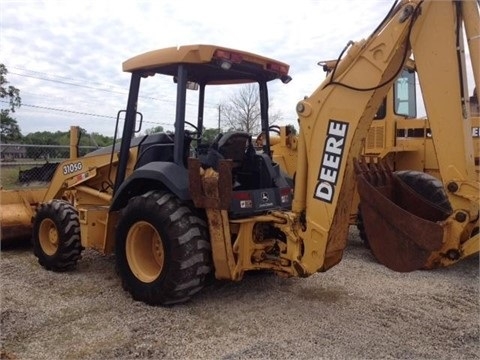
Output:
[0, 0, 475, 137]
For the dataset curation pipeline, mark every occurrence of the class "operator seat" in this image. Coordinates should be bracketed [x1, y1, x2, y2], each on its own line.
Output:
[214, 131, 250, 167]
[199, 131, 252, 187]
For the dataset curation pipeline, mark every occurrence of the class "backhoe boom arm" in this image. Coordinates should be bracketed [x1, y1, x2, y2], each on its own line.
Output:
[294, 0, 420, 271]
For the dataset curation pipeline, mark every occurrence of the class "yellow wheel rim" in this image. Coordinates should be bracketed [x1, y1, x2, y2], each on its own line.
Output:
[126, 221, 165, 283]
[38, 218, 59, 256]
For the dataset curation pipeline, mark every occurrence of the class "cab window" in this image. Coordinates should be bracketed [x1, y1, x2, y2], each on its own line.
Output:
[394, 69, 416, 118]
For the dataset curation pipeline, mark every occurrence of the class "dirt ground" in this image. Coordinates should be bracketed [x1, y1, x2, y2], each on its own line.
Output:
[1, 227, 479, 360]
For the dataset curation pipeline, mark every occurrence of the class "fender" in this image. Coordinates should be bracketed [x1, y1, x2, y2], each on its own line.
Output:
[110, 161, 190, 211]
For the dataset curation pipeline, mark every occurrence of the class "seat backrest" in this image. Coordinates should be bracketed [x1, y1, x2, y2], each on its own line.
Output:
[215, 131, 250, 162]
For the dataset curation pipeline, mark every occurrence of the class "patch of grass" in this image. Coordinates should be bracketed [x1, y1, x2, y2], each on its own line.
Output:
[0, 164, 32, 189]
[0, 159, 53, 189]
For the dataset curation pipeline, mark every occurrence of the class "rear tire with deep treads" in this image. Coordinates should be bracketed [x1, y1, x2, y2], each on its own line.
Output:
[32, 200, 83, 271]
[115, 190, 212, 305]
[394, 170, 452, 213]
[356, 205, 370, 248]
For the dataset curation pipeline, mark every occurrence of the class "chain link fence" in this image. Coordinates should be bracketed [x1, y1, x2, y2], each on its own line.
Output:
[0, 143, 97, 189]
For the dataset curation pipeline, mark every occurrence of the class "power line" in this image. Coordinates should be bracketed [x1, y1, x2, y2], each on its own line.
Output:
[11, 66, 122, 89]
[8, 68, 220, 108]
[9, 71, 159, 100]
[0, 100, 173, 127]
[1, 100, 115, 119]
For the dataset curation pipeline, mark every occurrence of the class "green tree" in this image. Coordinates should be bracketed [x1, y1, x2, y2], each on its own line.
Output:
[22, 131, 61, 159]
[22, 128, 114, 158]
[0, 115, 21, 142]
[201, 128, 220, 143]
[0, 64, 22, 142]
[90, 132, 114, 147]
[145, 125, 164, 135]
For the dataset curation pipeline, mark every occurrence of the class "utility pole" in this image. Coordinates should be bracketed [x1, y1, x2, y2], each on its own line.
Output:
[217, 105, 221, 132]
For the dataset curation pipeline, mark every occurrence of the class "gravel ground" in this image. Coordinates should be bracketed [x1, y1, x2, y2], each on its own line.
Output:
[1, 227, 479, 360]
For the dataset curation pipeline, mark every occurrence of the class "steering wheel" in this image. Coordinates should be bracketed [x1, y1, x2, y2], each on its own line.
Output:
[268, 125, 281, 134]
[184, 121, 201, 140]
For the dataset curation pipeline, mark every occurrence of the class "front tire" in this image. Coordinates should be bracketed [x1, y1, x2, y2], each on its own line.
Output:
[32, 200, 83, 271]
[115, 190, 212, 305]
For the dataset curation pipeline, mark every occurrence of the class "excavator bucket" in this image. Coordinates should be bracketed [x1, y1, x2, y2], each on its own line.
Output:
[354, 159, 450, 272]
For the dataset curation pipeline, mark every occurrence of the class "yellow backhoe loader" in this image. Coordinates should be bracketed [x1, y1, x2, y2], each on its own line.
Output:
[1, 0, 478, 305]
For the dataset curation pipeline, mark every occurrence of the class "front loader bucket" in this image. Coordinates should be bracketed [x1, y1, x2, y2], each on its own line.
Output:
[0, 188, 47, 245]
[1, 204, 33, 242]
[354, 160, 450, 272]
